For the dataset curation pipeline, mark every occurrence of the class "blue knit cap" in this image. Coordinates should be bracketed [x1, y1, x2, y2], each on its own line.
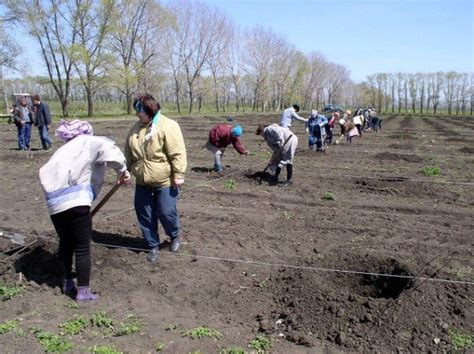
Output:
[231, 125, 242, 137]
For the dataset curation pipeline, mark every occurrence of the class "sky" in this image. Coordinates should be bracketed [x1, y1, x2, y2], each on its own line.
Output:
[206, 0, 474, 81]
[3, 0, 473, 82]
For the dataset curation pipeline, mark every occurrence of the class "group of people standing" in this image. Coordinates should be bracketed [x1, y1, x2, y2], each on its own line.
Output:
[12, 95, 53, 151]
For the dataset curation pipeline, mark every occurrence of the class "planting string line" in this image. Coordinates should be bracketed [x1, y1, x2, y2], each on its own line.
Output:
[102, 168, 247, 219]
[88, 241, 474, 286]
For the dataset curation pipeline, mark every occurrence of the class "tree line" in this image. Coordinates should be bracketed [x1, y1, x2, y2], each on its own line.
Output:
[1, 0, 472, 117]
[356, 72, 473, 115]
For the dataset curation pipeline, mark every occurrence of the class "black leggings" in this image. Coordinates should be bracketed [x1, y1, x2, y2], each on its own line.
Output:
[51, 206, 92, 286]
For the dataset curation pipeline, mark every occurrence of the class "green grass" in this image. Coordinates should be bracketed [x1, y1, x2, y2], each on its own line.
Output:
[0, 319, 19, 334]
[32, 327, 74, 352]
[248, 335, 272, 351]
[322, 191, 335, 201]
[282, 211, 294, 220]
[0, 284, 24, 301]
[183, 326, 223, 340]
[224, 177, 237, 191]
[449, 329, 473, 350]
[418, 166, 441, 176]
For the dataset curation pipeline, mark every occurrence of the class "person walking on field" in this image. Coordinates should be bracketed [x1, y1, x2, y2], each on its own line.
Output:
[125, 94, 187, 263]
[205, 124, 248, 172]
[279, 104, 308, 128]
[353, 113, 364, 137]
[256, 124, 298, 187]
[336, 110, 351, 144]
[13, 97, 33, 150]
[33, 94, 53, 150]
[39, 120, 131, 302]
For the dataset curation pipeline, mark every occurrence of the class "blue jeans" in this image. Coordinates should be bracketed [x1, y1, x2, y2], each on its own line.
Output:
[38, 125, 52, 149]
[17, 123, 32, 150]
[134, 184, 180, 249]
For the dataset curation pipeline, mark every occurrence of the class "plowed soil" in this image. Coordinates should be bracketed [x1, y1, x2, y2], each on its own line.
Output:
[0, 114, 473, 353]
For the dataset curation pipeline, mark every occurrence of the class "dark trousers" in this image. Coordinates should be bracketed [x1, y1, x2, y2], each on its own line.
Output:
[51, 206, 92, 286]
[356, 124, 362, 137]
[38, 125, 52, 149]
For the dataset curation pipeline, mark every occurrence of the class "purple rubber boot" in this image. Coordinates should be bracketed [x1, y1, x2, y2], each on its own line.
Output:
[62, 278, 76, 295]
[76, 286, 98, 302]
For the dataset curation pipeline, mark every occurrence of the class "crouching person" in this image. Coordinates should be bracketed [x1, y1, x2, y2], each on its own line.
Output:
[125, 94, 187, 263]
[39, 120, 130, 302]
[256, 124, 298, 187]
[205, 123, 248, 172]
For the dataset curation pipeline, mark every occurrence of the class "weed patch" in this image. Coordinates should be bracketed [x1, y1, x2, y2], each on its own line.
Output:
[155, 342, 166, 351]
[419, 166, 441, 176]
[0, 284, 24, 301]
[59, 315, 88, 335]
[183, 326, 223, 340]
[0, 319, 18, 334]
[224, 177, 236, 191]
[249, 335, 272, 351]
[32, 327, 74, 352]
[89, 345, 123, 354]
[116, 315, 141, 336]
[449, 329, 473, 350]
[322, 191, 335, 201]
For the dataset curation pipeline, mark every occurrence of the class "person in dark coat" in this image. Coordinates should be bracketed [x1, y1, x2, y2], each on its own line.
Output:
[33, 95, 53, 150]
[204, 124, 248, 172]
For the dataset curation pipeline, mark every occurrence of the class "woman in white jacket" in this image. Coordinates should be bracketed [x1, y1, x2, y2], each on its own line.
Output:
[39, 120, 130, 302]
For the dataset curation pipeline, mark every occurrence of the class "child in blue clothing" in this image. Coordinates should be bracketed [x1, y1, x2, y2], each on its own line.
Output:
[306, 110, 328, 152]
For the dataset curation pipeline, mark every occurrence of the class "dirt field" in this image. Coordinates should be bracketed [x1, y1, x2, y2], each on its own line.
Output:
[0, 114, 473, 353]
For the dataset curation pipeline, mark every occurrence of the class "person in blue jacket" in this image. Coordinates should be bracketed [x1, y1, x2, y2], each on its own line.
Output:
[306, 110, 328, 152]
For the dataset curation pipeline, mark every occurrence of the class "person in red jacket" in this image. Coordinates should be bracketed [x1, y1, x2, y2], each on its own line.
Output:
[324, 111, 339, 145]
[205, 124, 248, 172]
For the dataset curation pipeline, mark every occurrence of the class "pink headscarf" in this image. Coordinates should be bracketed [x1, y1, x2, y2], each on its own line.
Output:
[55, 120, 93, 141]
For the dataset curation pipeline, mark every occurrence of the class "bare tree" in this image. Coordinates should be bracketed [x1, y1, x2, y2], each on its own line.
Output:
[0, 14, 19, 111]
[73, 0, 115, 117]
[443, 71, 458, 115]
[417, 73, 426, 114]
[6, 0, 83, 117]
[108, 0, 149, 114]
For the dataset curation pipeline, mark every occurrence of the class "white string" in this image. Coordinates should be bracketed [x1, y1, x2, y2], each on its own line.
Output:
[91, 241, 474, 286]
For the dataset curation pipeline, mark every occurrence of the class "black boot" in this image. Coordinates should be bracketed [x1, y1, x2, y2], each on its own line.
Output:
[279, 165, 293, 187]
[270, 167, 281, 185]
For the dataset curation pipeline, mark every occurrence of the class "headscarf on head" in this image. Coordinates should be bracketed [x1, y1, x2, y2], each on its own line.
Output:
[55, 119, 93, 142]
[231, 125, 242, 137]
[333, 112, 340, 118]
[311, 110, 318, 117]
